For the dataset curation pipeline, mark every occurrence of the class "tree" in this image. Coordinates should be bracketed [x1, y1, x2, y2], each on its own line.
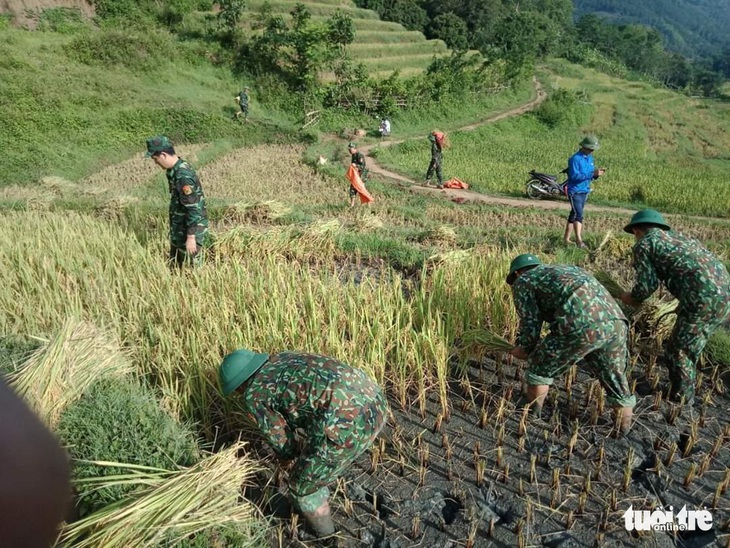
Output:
[429, 13, 468, 51]
[217, 0, 246, 33]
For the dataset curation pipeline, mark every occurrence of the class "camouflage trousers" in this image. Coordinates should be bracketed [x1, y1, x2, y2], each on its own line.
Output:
[289, 389, 387, 513]
[426, 159, 443, 186]
[664, 298, 730, 400]
[169, 229, 209, 269]
[526, 319, 636, 408]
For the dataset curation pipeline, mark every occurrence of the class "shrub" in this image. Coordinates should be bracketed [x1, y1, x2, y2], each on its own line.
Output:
[38, 7, 88, 33]
[58, 378, 200, 517]
[65, 29, 175, 71]
[533, 88, 585, 128]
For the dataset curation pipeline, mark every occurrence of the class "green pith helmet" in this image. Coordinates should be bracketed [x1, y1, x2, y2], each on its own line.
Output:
[506, 253, 542, 285]
[428, 134, 436, 142]
[579, 135, 600, 151]
[348, 142, 357, 149]
[218, 349, 270, 396]
[623, 209, 671, 234]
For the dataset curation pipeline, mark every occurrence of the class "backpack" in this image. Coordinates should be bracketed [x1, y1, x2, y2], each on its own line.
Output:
[433, 131, 449, 149]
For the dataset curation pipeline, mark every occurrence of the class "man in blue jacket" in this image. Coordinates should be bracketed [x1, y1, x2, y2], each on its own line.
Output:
[563, 136, 605, 248]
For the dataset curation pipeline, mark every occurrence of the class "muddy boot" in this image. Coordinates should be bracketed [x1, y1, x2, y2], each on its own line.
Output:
[303, 511, 335, 538]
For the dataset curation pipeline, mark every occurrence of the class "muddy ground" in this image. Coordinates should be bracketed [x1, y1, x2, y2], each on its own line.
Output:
[253, 353, 730, 548]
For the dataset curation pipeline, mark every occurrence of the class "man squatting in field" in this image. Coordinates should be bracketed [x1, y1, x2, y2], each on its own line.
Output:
[620, 209, 730, 404]
[425, 132, 444, 189]
[145, 136, 209, 268]
[348, 142, 369, 207]
[219, 350, 387, 542]
[564, 135, 606, 249]
[506, 254, 636, 433]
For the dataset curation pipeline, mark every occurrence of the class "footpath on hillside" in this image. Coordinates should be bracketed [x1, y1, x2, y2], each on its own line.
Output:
[356, 78, 727, 224]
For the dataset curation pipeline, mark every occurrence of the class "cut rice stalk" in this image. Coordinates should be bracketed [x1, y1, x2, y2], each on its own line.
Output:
[460, 328, 515, 353]
[59, 443, 266, 547]
[9, 319, 133, 427]
[594, 270, 625, 299]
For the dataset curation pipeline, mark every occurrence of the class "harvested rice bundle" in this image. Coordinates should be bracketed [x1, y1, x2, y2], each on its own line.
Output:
[594, 270, 625, 299]
[460, 328, 515, 353]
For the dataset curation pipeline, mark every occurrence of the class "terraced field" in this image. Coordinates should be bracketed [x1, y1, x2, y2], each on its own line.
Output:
[240, 0, 471, 80]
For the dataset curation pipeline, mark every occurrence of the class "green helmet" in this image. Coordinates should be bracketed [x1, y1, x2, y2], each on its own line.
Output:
[218, 349, 270, 396]
[579, 135, 600, 151]
[506, 253, 542, 285]
[348, 142, 357, 149]
[623, 209, 671, 234]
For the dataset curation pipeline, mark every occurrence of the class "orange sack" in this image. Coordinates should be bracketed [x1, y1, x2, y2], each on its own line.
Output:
[346, 164, 374, 204]
[443, 177, 469, 189]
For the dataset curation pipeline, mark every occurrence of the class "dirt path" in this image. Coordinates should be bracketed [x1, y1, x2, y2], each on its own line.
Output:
[357, 79, 728, 224]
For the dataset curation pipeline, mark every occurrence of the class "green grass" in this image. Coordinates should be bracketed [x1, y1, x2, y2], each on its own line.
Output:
[246, 0, 378, 18]
[347, 40, 447, 57]
[375, 61, 730, 218]
[0, 28, 297, 187]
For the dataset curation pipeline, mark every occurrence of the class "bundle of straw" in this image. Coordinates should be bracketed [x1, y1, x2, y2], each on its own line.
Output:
[460, 328, 515, 353]
[594, 270, 626, 299]
[9, 319, 133, 428]
[60, 443, 266, 548]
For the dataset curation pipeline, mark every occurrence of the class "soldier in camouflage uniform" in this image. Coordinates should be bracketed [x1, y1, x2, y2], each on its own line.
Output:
[507, 254, 636, 432]
[145, 136, 209, 268]
[219, 349, 387, 541]
[347, 142, 369, 207]
[620, 209, 730, 403]
[235, 87, 249, 121]
[425, 133, 444, 189]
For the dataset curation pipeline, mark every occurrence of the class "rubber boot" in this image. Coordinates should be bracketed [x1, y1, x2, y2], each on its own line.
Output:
[303, 510, 335, 538]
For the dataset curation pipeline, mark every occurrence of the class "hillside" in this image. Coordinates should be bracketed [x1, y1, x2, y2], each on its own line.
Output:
[573, 0, 730, 58]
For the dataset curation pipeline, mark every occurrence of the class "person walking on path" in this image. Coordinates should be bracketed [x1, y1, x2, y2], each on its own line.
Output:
[235, 87, 250, 121]
[564, 136, 606, 248]
[619, 209, 730, 404]
[506, 254, 635, 433]
[219, 350, 387, 543]
[425, 131, 444, 189]
[348, 142, 369, 207]
[145, 136, 209, 268]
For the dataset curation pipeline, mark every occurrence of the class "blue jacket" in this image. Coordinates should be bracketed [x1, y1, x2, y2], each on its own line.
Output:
[566, 151, 595, 195]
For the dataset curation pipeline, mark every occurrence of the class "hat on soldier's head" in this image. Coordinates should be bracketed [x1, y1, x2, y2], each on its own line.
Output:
[348, 142, 357, 149]
[145, 135, 174, 157]
[623, 209, 671, 234]
[427, 134, 436, 142]
[506, 253, 542, 285]
[219, 349, 270, 396]
[579, 135, 600, 151]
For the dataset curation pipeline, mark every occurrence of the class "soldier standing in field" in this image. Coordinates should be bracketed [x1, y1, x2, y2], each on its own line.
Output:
[219, 349, 387, 543]
[145, 136, 209, 268]
[347, 142, 369, 207]
[425, 131, 444, 189]
[506, 254, 636, 433]
[619, 209, 730, 404]
[235, 87, 250, 121]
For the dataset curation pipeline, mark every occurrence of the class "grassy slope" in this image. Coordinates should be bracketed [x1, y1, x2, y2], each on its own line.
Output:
[376, 60, 730, 218]
[0, 28, 295, 187]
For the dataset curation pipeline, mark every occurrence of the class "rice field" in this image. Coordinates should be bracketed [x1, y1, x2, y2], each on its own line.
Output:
[375, 60, 730, 217]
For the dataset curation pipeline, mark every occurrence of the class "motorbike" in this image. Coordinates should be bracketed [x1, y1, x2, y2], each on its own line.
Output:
[525, 168, 568, 200]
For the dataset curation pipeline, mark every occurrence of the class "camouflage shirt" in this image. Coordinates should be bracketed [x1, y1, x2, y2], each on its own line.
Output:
[351, 152, 366, 173]
[512, 265, 626, 354]
[241, 352, 385, 460]
[431, 141, 442, 162]
[630, 228, 730, 310]
[238, 91, 249, 108]
[166, 158, 209, 247]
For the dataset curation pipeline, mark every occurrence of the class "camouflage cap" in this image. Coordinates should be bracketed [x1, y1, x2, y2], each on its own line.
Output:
[145, 135, 174, 157]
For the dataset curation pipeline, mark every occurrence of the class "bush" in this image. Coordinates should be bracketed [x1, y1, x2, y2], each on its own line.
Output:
[58, 379, 200, 517]
[533, 88, 586, 128]
[38, 7, 88, 33]
[65, 28, 175, 71]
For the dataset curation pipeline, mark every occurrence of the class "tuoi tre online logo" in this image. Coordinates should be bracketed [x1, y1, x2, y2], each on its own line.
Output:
[623, 505, 713, 532]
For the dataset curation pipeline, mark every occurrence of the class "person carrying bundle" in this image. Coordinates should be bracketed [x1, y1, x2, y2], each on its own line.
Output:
[506, 254, 636, 433]
[219, 350, 387, 543]
[619, 209, 730, 404]
[425, 131, 445, 189]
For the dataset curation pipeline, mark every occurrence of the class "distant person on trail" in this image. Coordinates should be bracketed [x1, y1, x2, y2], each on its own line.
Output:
[219, 350, 387, 543]
[145, 136, 209, 268]
[564, 135, 606, 249]
[378, 118, 391, 138]
[348, 142, 369, 207]
[506, 254, 635, 433]
[235, 87, 250, 121]
[619, 209, 730, 404]
[425, 131, 444, 189]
